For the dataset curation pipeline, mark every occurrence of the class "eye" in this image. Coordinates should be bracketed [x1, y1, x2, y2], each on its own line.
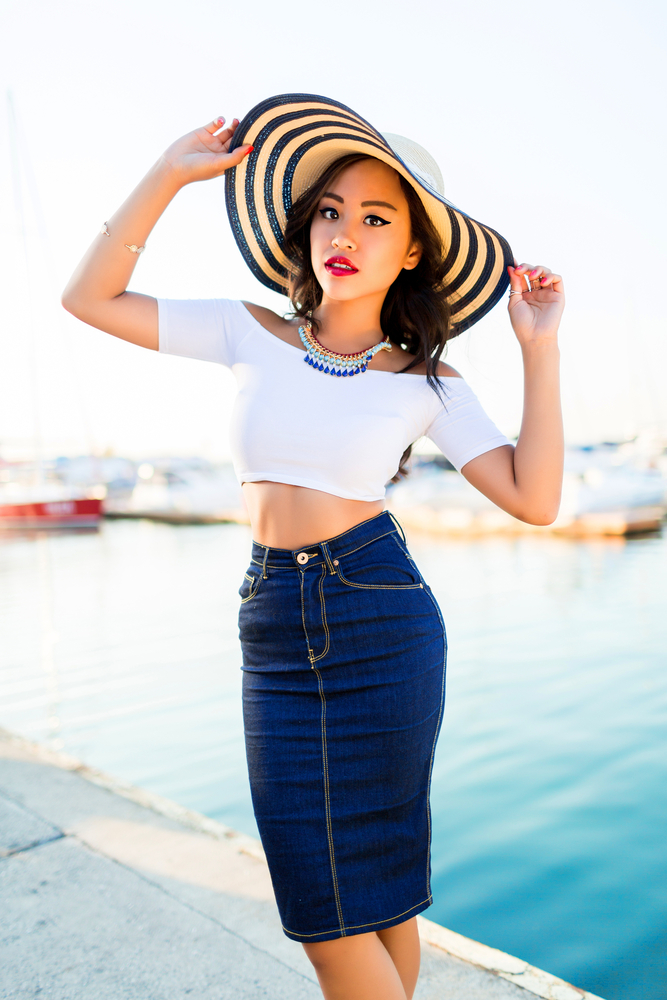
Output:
[319, 207, 339, 220]
[364, 214, 390, 227]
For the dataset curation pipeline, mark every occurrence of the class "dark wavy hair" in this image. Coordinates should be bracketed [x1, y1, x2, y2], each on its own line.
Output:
[283, 153, 456, 480]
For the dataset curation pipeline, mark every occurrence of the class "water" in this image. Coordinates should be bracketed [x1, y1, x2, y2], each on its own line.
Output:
[1, 518, 665, 1000]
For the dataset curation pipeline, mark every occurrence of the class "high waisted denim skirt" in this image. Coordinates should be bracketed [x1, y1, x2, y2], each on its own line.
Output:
[239, 510, 447, 942]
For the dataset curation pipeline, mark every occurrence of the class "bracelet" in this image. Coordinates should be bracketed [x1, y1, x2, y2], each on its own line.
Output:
[100, 222, 146, 254]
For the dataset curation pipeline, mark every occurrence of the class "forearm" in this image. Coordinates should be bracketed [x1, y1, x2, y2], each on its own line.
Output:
[62, 156, 183, 310]
[512, 340, 563, 522]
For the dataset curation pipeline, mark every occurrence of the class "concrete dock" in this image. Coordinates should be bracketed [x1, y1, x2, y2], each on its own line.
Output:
[0, 728, 604, 1000]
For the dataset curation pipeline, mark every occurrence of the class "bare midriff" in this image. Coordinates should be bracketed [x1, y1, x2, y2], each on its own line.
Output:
[242, 481, 385, 550]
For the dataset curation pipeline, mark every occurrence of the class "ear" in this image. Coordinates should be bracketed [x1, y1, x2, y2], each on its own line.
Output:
[403, 241, 422, 271]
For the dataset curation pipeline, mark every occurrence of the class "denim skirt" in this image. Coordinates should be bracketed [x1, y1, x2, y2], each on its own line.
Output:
[239, 510, 447, 942]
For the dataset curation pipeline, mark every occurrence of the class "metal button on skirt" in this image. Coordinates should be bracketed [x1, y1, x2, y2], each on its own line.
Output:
[239, 510, 447, 942]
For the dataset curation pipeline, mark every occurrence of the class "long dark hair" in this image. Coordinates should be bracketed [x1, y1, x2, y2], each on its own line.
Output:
[283, 154, 456, 480]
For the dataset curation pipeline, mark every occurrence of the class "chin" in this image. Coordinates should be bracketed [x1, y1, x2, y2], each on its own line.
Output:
[317, 273, 381, 303]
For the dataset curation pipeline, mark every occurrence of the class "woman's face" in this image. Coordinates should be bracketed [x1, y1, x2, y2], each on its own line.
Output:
[310, 159, 421, 303]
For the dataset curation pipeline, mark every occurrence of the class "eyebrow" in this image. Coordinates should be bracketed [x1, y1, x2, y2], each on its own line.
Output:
[321, 192, 398, 211]
[361, 200, 397, 211]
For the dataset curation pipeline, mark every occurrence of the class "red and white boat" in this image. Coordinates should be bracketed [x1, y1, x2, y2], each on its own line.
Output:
[0, 484, 103, 529]
[0, 97, 103, 532]
[0, 496, 102, 529]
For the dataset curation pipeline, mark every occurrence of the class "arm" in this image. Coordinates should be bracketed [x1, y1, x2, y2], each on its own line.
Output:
[61, 116, 253, 350]
[461, 262, 565, 526]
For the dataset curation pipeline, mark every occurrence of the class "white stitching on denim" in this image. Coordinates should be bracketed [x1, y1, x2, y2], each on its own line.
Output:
[321, 543, 336, 575]
[252, 516, 398, 570]
[299, 569, 314, 662]
[334, 531, 423, 590]
[420, 583, 447, 898]
[240, 572, 261, 604]
[313, 664, 346, 936]
[310, 564, 330, 663]
[335, 565, 422, 591]
[281, 895, 432, 938]
[332, 528, 397, 561]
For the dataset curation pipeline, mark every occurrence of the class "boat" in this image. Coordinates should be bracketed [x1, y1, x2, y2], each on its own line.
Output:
[387, 446, 667, 537]
[102, 458, 248, 525]
[0, 95, 103, 531]
[0, 491, 102, 529]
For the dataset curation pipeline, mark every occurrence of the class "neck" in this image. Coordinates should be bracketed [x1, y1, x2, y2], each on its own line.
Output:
[313, 291, 387, 352]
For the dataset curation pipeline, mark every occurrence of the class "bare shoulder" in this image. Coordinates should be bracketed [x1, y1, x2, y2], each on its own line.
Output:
[435, 360, 462, 378]
[403, 357, 462, 377]
[241, 302, 300, 346]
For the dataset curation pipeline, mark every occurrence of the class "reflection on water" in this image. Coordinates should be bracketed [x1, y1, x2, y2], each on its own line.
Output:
[1, 519, 665, 1000]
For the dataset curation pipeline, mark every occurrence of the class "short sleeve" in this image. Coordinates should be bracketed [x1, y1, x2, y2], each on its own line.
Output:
[424, 379, 512, 473]
[157, 298, 255, 368]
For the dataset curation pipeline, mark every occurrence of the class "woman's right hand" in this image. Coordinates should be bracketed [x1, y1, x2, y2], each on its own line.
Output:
[161, 117, 253, 186]
[62, 115, 253, 351]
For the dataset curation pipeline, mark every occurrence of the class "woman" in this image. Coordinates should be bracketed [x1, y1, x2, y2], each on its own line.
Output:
[63, 94, 564, 1000]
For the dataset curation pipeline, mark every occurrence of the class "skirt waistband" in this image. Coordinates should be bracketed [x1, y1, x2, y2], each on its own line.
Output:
[250, 510, 406, 577]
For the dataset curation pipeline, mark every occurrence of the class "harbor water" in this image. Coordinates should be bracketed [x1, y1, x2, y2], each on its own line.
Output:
[1, 517, 665, 1000]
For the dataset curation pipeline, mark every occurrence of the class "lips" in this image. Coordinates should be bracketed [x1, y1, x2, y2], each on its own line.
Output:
[325, 256, 358, 277]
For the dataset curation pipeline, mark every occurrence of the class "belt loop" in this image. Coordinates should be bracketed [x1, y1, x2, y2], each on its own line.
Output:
[261, 545, 270, 580]
[387, 510, 407, 544]
[321, 542, 336, 575]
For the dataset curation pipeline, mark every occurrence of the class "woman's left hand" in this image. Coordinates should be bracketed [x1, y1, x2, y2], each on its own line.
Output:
[507, 263, 565, 349]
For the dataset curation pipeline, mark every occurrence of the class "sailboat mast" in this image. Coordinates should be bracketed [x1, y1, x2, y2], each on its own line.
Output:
[7, 89, 45, 487]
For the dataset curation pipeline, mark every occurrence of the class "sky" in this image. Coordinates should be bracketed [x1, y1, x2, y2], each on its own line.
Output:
[1, 0, 665, 461]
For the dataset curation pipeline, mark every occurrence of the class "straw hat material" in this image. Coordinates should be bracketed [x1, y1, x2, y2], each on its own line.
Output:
[225, 93, 513, 334]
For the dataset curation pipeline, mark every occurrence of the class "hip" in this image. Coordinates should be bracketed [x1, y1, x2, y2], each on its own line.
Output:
[238, 510, 446, 674]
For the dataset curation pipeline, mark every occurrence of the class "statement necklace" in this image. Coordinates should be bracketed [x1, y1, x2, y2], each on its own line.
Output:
[298, 319, 392, 377]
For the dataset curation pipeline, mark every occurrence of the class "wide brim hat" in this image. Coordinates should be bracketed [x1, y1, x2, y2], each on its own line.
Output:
[225, 93, 513, 334]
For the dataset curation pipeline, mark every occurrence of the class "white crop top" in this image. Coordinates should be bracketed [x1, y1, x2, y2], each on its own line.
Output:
[157, 298, 511, 502]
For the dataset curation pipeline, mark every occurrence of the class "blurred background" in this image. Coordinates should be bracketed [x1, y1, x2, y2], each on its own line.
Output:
[1, 2, 666, 999]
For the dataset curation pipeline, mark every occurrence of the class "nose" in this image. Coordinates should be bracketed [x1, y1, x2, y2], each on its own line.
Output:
[331, 229, 356, 252]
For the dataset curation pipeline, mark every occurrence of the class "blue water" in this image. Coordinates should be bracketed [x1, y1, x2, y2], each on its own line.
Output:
[1, 519, 665, 999]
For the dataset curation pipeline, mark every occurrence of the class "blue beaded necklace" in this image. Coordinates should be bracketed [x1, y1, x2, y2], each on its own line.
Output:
[298, 319, 392, 377]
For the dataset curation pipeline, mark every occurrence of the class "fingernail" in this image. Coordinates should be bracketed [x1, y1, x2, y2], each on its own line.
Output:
[244, 145, 254, 155]
[515, 264, 523, 271]
[216, 117, 225, 125]
[530, 269, 538, 277]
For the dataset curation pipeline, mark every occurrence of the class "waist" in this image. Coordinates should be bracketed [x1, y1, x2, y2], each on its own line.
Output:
[249, 509, 406, 572]
[242, 481, 385, 549]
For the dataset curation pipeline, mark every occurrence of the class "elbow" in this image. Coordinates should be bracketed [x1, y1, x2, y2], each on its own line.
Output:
[526, 512, 559, 527]
[61, 287, 96, 325]
[61, 287, 82, 318]
[514, 502, 561, 526]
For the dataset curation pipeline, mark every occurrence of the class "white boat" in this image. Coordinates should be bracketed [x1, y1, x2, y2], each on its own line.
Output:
[102, 459, 248, 524]
[388, 447, 667, 537]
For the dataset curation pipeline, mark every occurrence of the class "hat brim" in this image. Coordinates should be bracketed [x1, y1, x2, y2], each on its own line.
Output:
[225, 93, 513, 334]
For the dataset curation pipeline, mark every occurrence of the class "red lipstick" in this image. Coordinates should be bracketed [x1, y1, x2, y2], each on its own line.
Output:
[325, 256, 358, 277]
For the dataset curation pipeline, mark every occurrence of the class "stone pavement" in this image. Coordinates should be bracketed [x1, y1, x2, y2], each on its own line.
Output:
[0, 728, 603, 1000]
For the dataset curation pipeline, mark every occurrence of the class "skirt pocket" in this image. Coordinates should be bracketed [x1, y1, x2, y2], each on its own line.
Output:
[335, 532, 424, 591]
[239, 568, 262, 604]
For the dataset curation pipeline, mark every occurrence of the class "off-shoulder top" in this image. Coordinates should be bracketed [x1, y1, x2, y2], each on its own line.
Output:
[157, 298, 511, 502]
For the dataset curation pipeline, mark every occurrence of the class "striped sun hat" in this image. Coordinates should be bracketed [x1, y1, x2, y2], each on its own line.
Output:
[225, 93, 513, 334]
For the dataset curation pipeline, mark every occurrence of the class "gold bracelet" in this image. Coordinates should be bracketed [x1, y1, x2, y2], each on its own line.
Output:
[100, 222, 146, 254]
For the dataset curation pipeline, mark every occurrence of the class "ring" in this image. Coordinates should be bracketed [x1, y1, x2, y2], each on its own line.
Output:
[508, 290, 522, 297]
